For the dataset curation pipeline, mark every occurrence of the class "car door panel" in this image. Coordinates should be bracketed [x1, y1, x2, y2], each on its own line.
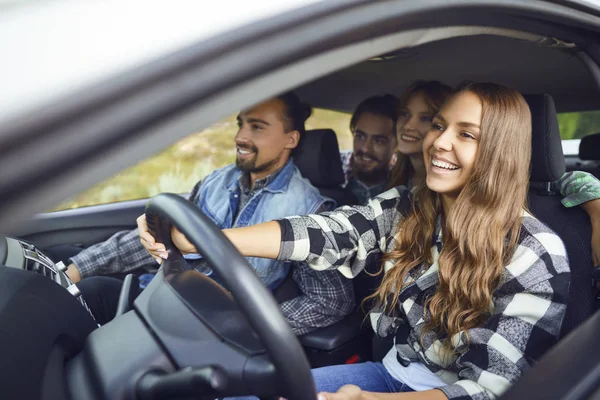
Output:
[11, 199, 148, 250]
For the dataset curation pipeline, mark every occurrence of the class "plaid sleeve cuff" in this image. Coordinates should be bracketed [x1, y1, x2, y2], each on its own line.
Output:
[70, 251, 99, 279]
[276, 218, 296, 261]
[276, 216, 315, 263]
[69, 229, 155, 279]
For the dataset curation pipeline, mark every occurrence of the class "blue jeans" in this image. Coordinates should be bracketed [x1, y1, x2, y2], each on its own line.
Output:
[227, 362, 413, 399]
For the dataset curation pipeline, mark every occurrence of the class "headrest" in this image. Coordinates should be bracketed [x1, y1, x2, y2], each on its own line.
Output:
[580, 133, 600, 160]
[294, 129, 345, 188]
[524, 94, 566, 182]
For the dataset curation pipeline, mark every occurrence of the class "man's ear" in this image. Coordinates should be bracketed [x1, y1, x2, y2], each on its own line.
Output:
[284, 130, 300, 150]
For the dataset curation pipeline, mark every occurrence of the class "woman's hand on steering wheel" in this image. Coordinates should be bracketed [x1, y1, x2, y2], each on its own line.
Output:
[137, 214, 197, 263]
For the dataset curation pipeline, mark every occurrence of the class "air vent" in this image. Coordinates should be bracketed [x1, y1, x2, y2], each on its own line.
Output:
[18, 240, 97, 323]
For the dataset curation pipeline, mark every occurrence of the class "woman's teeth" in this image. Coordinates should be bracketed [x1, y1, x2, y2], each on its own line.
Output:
[401, 134, 420, 143]
[432, 159, 459, 170]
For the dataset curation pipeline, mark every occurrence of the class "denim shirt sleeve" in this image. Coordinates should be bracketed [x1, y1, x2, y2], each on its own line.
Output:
[554, 171, 600, 208]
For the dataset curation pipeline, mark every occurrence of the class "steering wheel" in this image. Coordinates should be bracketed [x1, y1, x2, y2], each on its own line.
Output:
[144, 193, 316, 400]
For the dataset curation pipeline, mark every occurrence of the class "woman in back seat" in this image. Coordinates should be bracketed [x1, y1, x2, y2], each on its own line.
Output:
[139, 82, 570, 400]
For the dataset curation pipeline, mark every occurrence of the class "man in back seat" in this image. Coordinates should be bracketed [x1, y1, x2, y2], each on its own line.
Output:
[62, 92, 355, 334]
[340, 95, 400, 204]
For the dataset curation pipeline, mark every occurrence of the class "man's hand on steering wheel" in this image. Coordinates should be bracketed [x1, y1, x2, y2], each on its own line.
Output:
[137, 214, 197, 263]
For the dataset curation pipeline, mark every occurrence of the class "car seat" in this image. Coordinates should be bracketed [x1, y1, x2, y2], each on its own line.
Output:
[499, 97, 600, 400]
[525, 93, 596, 337]
[275, 127, 360, 306]
[293, 128, 358, 207]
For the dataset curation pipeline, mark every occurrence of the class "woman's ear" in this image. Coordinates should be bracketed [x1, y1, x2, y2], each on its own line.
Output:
[285, 130, 300, 150]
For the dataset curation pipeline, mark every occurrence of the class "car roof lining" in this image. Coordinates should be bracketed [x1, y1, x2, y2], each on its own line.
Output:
[142, 25, 587, 148]
[182, 25, 592, 119]
[294, 27, 594, 113]
[149, 25, 593, 119]
[149, 25, 594, 131]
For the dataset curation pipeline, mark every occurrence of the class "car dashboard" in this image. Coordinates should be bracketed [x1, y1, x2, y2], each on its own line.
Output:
[0, 236, 96, 321]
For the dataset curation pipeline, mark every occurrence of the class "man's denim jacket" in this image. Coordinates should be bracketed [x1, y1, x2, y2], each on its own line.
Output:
[196, 159, 333, 289]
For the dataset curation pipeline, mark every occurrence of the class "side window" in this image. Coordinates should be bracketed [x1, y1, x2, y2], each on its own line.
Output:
[51, 117, 238, 211]
[557, 110, 600, 155]
[51, 108, 352, 211]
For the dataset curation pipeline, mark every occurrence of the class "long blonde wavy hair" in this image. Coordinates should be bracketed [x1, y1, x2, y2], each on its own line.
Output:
[368, 82, 532, 349]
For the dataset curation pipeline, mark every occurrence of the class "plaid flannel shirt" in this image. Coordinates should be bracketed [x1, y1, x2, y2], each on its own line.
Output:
[71, 174, 354, 336]
[277, 187, 570, 399]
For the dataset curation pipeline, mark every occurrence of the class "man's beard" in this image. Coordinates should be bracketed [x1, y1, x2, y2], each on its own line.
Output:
[351, 152, 389, 186]
[236, 147, 281, 174]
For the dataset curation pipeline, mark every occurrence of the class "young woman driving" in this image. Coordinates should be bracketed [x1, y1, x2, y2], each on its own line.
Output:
[138, 82, 570, 400]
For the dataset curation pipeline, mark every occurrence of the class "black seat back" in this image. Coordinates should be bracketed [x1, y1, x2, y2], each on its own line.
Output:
[294, 129, 358, 206]
[275, 129, 359, 305]
[525, 94, 595, 337]
[294, 128, 373, 308]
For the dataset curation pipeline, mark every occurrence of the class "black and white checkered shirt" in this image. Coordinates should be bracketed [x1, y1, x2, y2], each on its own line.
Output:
[277, 187, 570, 399]
[71, 171, 354, 336]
